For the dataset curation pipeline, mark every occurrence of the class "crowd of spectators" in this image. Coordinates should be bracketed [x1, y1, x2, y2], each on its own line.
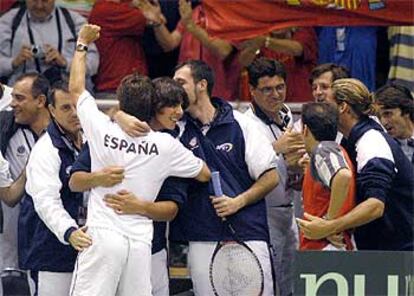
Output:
[2, 0, 413, 101]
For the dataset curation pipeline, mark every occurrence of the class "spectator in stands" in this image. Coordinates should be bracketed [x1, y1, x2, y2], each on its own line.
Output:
[239, 27, 318, 102]
[309, 63, 349, 103]
[387, 26, 414, 96]
[300, 102, 355, 251]
[148, 0, 242, 101]
[142, 0, 181, 79]
[245, 57, 301, 296]
[0, 73, 50, 288]
[375, 83, 414, 164]
[317, 26, 377, 91]
[297, 78, 414, 251]
[0, 0, 17, 14]
[0, 0, 99, 89]
[88, 0, 164, 100]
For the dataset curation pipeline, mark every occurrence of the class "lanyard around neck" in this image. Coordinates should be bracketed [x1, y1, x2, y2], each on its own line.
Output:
[25, 9, 63, 73]
[251, 103, 286, 141]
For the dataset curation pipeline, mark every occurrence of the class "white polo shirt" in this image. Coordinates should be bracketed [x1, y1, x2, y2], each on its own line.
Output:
[244, 105, 291, 206]
[0, 151, 13, 188]
[0, 85, 12, 111]
[5, 129, 36, 180]
[77, 91, 204, 244]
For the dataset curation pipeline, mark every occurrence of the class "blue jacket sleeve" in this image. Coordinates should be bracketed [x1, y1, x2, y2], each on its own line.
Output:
[71, 142, 91, 174]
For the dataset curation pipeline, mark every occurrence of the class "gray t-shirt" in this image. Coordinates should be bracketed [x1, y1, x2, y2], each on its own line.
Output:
[310, 141, 349, 188]
[397, 137, 414, 164]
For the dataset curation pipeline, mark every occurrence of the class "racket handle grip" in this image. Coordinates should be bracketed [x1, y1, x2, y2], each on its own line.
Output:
[211, 171, 223, 197]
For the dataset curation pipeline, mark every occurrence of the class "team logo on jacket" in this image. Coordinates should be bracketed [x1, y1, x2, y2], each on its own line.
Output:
[66, 165, 72, 176]
[188, 137, 199, 150]
[216, 143, 233, 152]
[16, 145, 26, 156]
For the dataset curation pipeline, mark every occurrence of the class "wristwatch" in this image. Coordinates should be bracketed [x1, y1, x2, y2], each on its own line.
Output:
[76, 43, 88, 52]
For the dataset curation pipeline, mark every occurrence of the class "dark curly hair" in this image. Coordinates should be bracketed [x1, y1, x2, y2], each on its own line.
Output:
[117, 73, 155, 122]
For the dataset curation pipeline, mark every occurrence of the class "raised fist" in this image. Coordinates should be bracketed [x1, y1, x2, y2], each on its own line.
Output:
[78, 24, 101, 45]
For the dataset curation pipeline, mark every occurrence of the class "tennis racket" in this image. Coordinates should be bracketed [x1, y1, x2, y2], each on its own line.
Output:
[209, 171, 264, 296]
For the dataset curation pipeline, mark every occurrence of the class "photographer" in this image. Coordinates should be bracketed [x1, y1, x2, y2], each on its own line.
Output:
[0, 0, 99, 87]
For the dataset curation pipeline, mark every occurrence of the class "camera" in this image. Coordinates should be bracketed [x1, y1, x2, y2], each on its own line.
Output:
[31, 45, 45, 59]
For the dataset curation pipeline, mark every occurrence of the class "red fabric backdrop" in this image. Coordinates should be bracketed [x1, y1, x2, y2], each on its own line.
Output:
[203, 0, 414, 40]
[0, 0, 17, 14]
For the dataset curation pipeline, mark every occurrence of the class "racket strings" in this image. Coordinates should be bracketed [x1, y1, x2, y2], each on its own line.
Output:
[210, 243, 263, 296]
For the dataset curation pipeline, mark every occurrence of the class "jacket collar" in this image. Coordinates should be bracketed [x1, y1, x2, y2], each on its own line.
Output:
[251, 101, 291, 130]
[347, 117, 384, 148]
[185, 97, 235, 129]
[343, 117, 384, 165]
[47, 120, 80, 153]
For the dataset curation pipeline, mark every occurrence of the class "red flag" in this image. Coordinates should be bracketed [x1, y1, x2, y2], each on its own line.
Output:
[203, 0, 414, 40]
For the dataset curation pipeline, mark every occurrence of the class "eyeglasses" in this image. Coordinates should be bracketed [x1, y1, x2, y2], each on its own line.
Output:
[257, 84, 286, 96]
